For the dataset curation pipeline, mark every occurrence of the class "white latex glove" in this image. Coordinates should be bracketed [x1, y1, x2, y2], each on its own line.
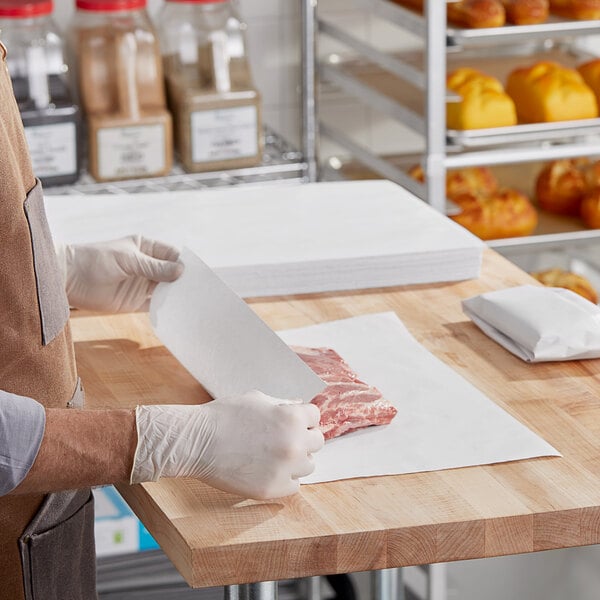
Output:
[131, 391, 325, 500]
[57, 235, 183, 312]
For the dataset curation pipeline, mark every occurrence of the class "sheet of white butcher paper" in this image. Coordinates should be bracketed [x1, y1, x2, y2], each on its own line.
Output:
[276, 312, 560, 484]
[150, 248, 325, 402]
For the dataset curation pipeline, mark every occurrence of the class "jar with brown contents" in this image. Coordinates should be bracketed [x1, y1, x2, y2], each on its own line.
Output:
[71, 0, 172, 182]
[1, 0, 81, 187]
[157, 0, 262, 173]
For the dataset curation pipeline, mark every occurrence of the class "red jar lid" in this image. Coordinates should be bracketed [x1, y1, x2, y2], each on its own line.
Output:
[76, 0, 146, 11]
[0, 0, 53, 17]
[165, 0, 228, 3]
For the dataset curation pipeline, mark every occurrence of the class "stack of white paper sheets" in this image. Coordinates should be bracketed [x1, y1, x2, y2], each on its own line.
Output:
[45, 180, 484, 297]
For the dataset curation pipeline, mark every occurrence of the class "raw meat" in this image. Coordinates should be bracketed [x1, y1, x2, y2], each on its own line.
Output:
[292, 346, 397, 440]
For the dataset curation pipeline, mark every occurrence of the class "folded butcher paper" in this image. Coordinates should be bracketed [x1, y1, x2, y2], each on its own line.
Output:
[462, 284, 600, 362]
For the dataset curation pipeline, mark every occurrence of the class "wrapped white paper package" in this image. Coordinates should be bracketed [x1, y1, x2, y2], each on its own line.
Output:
[462, 284, 600, 362]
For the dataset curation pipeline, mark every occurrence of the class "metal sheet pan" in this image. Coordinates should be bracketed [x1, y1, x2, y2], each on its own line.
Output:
[330, 47, 600, 150]
[447, 120, 600, 148]
[357, 0, 600, 47]
[447, 16, 600, 47]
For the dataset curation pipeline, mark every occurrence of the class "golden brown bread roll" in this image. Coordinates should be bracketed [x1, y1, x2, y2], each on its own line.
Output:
[448, 167, 499, 199]
[580, 160, 600, 190]
[501, 0, 549, 23]
[390, 0, 423, 10]
[581, 187, 600, 228]
[549, 0, 600, 19]
[577, 59, 600, 106]
[531, 268, 599, 304]
[506, 61, 598, 123]
[535, 158, 590, 215]
[447, 67, 517, 129]
[408, 165, 537, 239]
[447, 0, 506, 27]
[391, 0, 506, 27]
[450, 188, 538, 240]
[408, 165, 499, 201]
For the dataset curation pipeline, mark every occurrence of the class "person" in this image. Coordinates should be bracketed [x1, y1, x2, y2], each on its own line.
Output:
[0, 41, 324, 600]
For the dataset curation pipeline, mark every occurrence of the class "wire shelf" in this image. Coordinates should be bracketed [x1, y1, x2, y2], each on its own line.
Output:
[44, 129, 306, 196]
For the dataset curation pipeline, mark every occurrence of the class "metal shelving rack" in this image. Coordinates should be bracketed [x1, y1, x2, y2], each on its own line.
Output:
[44, 0, 323, 194]
[299, 5, 600, 598]
[310, 0, 600, 251]
[44, 127, 307, 196]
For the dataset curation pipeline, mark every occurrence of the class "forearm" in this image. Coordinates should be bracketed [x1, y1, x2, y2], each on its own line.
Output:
[12, 408, 137, 495]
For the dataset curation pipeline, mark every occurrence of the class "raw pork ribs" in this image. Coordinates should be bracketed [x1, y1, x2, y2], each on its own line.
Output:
[292, 346, 397, 440]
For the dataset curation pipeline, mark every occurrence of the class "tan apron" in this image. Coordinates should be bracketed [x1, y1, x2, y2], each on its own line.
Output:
[0, 42, 97, 599]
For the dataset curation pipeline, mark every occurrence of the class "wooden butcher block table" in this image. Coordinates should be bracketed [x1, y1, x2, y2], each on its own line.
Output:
[72, 248, 600, 588]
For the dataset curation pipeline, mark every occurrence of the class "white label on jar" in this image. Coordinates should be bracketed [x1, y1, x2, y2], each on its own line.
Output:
[191, 106, 258, 163]
[97, 124, 166, 179]
[26, 47, 50, 109]
[24, 121, 77, 178]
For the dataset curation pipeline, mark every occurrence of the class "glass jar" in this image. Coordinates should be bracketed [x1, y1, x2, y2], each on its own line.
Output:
[157, 0, 262, 173]
[70, 0, 172, 182]
[0, 0, 81, 186]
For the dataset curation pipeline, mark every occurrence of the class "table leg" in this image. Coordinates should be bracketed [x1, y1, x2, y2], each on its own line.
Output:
[225, 582, 279, 600]
[371, 568, 404, 600]
[425, 564, 446, 600]
[305, 576, 322, 600]
[224, 585, 242, 600]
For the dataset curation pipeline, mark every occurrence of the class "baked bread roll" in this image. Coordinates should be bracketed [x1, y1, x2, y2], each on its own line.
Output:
[408, 165, 499, 200]
[501, 0, 549, 24]
[450, 188, 538, 239]
[535, 158, 589, 215]
[549, 0, 600, 19]
[447, 0, 506, 27]
[581, 187, 600, 228]
[447, 67, 503, 92]
[391, 0, 506, 27]
[447, 67, 517, 129]
[577, 59, 600, 106]
[580, 159, 600, 190]
[531, 268, 598, 303]
[506, 61, 598, 122]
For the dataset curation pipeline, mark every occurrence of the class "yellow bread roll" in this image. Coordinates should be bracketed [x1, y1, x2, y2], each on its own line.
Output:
[578, 58, 600, 106]
[506, 61, 598, 122]
[447, 68, 517, 129]
[447, 67, 504, 93]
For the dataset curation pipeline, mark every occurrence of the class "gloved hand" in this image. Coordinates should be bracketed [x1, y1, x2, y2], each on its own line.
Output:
[56, 235, 184, 312]
[130, 391, 325, 500]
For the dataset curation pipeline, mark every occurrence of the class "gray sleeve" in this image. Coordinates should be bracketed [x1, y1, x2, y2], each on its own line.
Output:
[0, 390, 46, 496]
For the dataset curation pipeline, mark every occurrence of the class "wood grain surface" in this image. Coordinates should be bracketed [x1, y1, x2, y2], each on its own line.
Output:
[72, 249, 600, 587]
